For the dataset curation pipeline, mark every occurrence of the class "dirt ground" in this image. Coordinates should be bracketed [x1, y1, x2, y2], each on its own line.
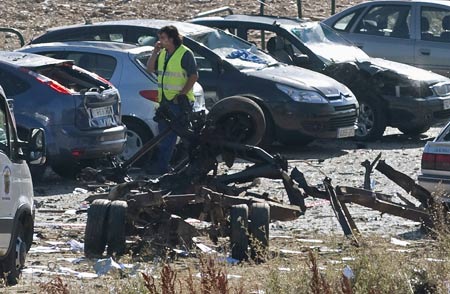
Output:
[2, 126, 440, 293]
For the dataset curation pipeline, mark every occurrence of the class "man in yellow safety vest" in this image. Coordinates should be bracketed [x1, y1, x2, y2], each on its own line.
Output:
[147, 25, 198, 174]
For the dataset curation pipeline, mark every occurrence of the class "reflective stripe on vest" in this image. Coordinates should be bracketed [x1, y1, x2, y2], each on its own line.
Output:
[157, 45, 195, 102]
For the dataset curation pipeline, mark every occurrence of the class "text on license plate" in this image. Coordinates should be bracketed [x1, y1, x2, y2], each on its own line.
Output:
[91, 106, 113, 118]
[337, 127, 355, 138]
[444, 100, 450, 110]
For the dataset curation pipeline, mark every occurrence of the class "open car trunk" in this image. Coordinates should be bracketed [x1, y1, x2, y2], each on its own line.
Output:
[26, 62, 121, 130]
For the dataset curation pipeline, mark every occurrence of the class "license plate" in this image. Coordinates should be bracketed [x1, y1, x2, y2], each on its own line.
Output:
[91, 106, 113, 118]
[444, 99, 450, 110]
[337, 126, 355, 138]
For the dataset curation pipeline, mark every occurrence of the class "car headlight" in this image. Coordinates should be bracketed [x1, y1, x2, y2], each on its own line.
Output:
[276, 84, 328, 103]
[430, 82, 450, 97]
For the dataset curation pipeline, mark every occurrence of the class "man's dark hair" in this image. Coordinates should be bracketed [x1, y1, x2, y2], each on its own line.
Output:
[158, 26, 183, 47]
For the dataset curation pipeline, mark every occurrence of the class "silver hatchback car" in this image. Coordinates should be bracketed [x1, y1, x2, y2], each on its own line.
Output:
[323, 0, 450, 77]
[19, 42, 205, 162]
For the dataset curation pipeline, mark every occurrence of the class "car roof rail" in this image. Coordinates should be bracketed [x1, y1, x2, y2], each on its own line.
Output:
[195, 6, 234, 18]
[0, 27, 25, 48]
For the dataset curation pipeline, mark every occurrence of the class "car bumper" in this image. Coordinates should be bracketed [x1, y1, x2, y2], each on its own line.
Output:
[47, 124, 127, 163]
[418, 174, 450, 195]
[386, 95, 450, 128]
[269, 100, 358, 139]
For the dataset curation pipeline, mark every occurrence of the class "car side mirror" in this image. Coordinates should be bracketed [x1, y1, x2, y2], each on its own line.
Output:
[293, 53, 309, 66]
[27, 128, 46, 165]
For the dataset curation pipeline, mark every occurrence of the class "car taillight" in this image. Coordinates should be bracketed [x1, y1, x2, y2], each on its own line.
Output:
[422, 153, 436, 170]
[436, 154, 450, 171]
[139, 90, 159, 103]
[22, 68, 73, 95]
[422, 153, 450, 171]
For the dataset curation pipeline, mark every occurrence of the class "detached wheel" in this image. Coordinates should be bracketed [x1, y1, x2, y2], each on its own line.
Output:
[84, 199, 110, 258]
[249, 203, 270, 262]
[0, 222, 27, 285]
[208, 96, 266, 145]
[230, 204, 249, 261]
[121, 119, 153, 166]
[398, 125, 430, 136]
[355, 97, 386, 141]
[106, 200, 128, 256]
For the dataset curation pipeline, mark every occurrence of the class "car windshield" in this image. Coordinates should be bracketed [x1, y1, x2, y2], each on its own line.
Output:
[189, 30, 278, 70]
[289, 22, 369, 64]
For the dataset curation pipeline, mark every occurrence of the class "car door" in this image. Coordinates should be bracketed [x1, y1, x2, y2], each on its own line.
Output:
[414, 4, 450, 77]
[345, 3, 416, 65]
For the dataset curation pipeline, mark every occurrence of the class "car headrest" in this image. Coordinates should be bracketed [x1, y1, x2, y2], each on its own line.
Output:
[421, 17, 430, 31]
[443, 15, 450, 31]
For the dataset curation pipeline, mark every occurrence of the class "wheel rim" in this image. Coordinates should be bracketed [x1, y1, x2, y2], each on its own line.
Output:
[120, 129, 143, 161]
[356, 102, 375, 138]
[216, 112, 254, 143]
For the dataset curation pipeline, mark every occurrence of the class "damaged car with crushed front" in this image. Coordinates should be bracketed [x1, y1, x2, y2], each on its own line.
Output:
[192, 15, 450, 140]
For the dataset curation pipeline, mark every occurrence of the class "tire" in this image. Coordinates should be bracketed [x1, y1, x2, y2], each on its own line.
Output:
[249, 203, 270, 262]
[84, 199, 110, 258]
[398, 125, 430, 136]
[121, 119, 153, 166]
[208, 96, 266, 146]
[355, 97, 387, 141]
[0, 222, 27, 285]
[29, 163, 47, 183]
[51, 162, 81, 179]
[230, 204, 249, 261]
[106, 200, 128, 256]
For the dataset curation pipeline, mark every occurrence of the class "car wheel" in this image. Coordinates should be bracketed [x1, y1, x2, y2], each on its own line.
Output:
[355, 98, 386, 141]
[29, 163, 47, 183]
[121, 119, 153, 167]
[84, 199, 110, 258]
[208, 96, 266, 146]
[398, 125, 430, 137]
[230, 204, 249, 261]
[249, 203, 270, 262]
[0, 222, 27, 285]
[51, 162, 80, 179]
[106, 200, 128, 256]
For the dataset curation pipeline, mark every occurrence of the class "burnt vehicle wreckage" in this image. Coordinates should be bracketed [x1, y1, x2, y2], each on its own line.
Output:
[79, 96, 449, 261]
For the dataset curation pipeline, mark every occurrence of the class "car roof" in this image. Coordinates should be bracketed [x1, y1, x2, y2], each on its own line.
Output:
[22, 41, 154, 55]
[350, 0, 450, 5]
[45, 19, 215, 36]
[0, 51, 72, 68]
[193, 14, 307, 27]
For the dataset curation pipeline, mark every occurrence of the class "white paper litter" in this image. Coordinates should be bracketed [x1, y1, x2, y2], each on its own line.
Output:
[390, 237, 410, 247]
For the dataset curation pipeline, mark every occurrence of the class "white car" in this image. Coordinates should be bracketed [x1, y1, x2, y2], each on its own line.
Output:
[0, 85, 45, 285]
[419, 122, 450, 195]
[323, 0, 450, 77]
[19, 41, 206, 162]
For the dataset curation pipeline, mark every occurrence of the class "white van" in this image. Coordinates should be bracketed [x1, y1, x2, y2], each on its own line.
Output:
[0, 85, 45, 285]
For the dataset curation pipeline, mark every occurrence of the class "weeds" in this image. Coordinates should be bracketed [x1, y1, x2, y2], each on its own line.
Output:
[39, 277, 70, 294]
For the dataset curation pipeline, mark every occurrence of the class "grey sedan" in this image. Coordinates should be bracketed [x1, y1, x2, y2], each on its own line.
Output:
[323, 0, 450, 77]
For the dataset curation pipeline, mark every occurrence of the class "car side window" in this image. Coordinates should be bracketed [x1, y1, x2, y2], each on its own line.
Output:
[0, 98, 9, 155]
[333, 7, 366, 31]
[355, 5, 412, 39]
[0, 69, 30, 97]
[192, 51, 213, 72]
[40, 51, 117, 80]
[245, 29, 277, 51]
[421, 6, 450, 42]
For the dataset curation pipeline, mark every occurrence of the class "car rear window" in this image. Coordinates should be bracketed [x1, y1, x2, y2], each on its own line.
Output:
[36, 51, 117, 80]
